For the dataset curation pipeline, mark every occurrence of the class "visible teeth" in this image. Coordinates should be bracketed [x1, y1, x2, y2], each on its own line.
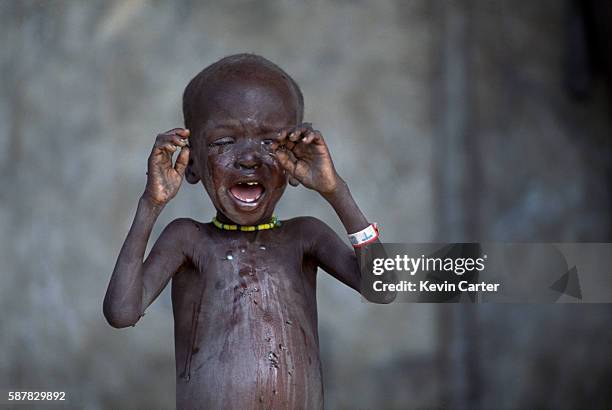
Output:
[246, 182, 258, 185]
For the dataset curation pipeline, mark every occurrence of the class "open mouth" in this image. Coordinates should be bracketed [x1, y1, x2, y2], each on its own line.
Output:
[229, 181, 265, 204]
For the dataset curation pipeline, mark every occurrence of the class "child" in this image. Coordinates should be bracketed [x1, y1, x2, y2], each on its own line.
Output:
[104, 54, 393, 409]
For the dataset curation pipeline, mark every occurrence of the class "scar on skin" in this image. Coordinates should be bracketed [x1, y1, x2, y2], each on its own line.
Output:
[267, 351, 280, 369]
[237, 285, 259, 299]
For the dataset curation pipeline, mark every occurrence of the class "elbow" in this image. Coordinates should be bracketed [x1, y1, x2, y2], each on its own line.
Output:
[373, 271, 399, 304]
[104, 310, 140, 329]
[103, 302, 141, 329]
[360, 285, 397, 304]
[379, 291, 398, 304]
[365, 290, 397, 304]
[360, 273, 398, 304]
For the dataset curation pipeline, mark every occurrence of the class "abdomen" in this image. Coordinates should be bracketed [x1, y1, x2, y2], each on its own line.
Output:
[173, 262, 323, 410]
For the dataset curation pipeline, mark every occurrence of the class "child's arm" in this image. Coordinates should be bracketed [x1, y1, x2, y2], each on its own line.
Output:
[273, 124, 396, 303]
[103, 128, 191, 328]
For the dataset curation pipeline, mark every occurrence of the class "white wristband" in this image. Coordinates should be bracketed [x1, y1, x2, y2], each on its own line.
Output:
[348, 223, 379, 248]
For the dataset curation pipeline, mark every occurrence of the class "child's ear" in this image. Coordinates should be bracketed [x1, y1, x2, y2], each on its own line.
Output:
[185, 155, 200, 184]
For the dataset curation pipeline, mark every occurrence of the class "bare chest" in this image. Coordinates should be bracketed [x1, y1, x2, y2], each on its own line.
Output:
[171, 237, 323, 408]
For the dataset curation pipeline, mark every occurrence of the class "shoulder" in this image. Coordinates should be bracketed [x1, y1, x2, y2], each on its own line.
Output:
[281, 216, 332, 235]
[281, 216, 341, 253]
[159, 217, 206, 243]
[165, 217, 201, 232]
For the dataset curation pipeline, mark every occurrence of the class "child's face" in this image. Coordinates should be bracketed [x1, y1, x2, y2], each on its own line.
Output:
[188, 75, 300, 225]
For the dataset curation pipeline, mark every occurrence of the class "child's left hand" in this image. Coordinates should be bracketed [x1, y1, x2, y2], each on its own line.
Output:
[272, 123, 341, 195]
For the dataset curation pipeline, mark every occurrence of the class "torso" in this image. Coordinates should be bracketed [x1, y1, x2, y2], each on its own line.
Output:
[171, 219, 324, 410]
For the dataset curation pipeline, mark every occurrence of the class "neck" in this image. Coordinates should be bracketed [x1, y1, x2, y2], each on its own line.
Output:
[215, 211, 274, 226]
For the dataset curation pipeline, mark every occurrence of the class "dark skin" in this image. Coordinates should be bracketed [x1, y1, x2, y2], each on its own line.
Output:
[104, 64, 395, 409]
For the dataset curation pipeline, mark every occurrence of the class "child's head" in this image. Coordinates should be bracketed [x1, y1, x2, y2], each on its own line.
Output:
[182, 54, 303, 225]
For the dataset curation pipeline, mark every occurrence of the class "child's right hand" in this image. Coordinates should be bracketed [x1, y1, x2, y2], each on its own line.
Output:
[143, 128, 190, 206]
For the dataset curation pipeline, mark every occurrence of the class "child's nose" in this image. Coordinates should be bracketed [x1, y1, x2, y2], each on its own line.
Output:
[234, 144, 262, 170]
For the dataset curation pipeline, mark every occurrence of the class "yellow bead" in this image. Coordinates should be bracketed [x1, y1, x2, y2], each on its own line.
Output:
[212, 216, 279, 231]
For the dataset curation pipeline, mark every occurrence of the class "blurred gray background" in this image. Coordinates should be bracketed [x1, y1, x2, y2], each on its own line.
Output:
[1, 0, 611, 409]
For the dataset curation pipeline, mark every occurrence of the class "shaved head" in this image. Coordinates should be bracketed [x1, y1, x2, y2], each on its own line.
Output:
[183, 54, 304, 136]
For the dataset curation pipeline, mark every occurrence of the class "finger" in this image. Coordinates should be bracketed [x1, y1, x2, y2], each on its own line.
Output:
[276, 150, 310, 182]
[171, 135, 189, 147]
[274, 150, 298, 176]
[161, 142, 179, 154]
[155, 135, 188, 152]
[292, 140, 309, 157]
[292, 129, 322, 155]
[301, 134, 314, 144]
[284, 150, 301, 186]
[155, 133, 175, 146]
[155, 131, 189, 150]
[288, 125, 309, 142]
[310, 129, 324, 145]
[272, 123, 313, 150]
[149, 145, 173, 167]
[276, 123, 310, 142]
[272, 128, 291, 148]
[278, 128, 291, 141]
[293, 123, 316, 144]
[272, 139, 295, 151]
[175, 128, 190, 138]
[293, 158, 309, 179]
[174, 146, 190, 176]
[151, 143, 172, 160]
[292, 122, 312, 136]
[286, 148, 299, 165]
[288, 130, 301, 142]
[162, 128, 190, 138]
[301, 129, 324, 145]
[301, 128, 321, 144]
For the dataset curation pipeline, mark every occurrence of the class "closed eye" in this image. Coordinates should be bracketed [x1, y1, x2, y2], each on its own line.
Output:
[209, 137, 235, 147]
